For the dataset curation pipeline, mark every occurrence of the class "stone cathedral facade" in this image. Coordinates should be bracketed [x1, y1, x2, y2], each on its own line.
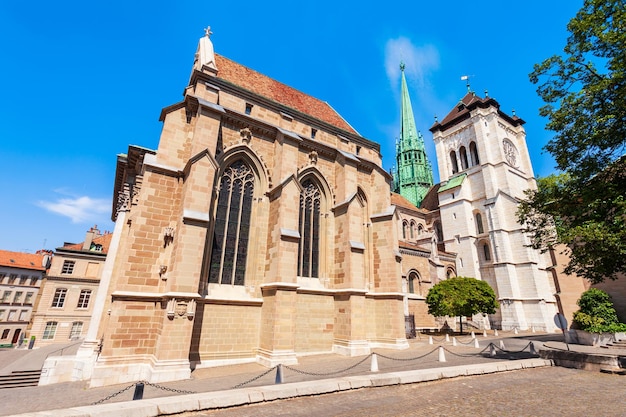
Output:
[40, 30, 579, 387]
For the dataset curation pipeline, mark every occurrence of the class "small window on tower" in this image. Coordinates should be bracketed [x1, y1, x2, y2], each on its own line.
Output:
[245, 103, 253, 115]
[311, 128, 317, 139]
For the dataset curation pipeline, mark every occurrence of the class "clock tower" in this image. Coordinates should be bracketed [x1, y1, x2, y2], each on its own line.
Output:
[430, 92, 558, 331]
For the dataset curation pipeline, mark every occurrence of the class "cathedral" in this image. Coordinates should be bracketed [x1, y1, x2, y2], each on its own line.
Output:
[41, 29, 576, 387]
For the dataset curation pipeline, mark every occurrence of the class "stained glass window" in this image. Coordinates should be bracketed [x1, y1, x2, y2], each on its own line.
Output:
[208, 161, 254, 285]
[298, 180, 321, 278]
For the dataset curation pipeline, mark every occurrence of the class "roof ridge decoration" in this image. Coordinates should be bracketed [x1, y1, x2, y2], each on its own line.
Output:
[194, 26, 217, 72]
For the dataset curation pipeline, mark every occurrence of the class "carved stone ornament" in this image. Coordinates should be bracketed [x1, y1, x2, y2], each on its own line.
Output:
[175, 301, 188, 317]
[309, 150, 318, 165]
[166, 298, 196, 320]
[116, 188, 131, 215]
[240, 128, 252, 144]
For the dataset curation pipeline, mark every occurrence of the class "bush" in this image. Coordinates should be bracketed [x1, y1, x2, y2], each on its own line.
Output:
[572, 288, 626, 333]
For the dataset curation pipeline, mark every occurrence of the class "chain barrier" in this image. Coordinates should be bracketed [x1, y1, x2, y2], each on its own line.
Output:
[230, 366, 277, 390]
[375, 347, 439, 362]
[92, 340, 540, 405]
[442, 346, 485, 358]
[92, 383, 137, 405]
[495, 327, 519, 334]
[284, 354, 372, 377]
[142, 380, 196, 394]
[489, 341, 535, 354]
[428, 335, 448, 342]
[92, 380, 196, 405]
[455, 337, 477, 345]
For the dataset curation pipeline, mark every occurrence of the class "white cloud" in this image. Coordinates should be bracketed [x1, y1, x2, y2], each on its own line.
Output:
[384, 37, 440, 88]
[38, 194, 110, 224]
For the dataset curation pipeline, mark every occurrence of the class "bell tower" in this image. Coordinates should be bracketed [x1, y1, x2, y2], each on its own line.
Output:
[430, 92, 558, 331]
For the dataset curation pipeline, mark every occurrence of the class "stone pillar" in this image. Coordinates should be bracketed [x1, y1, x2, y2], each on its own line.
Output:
[332, 290, 370, 356]
[257, 283, 299, 366]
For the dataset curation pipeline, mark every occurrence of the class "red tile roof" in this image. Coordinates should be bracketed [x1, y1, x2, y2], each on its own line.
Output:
[215, 54, 357, 134]
[0, 250, 46, 271]
[61, 233, 113, 254]
[391, 192, 429, 213]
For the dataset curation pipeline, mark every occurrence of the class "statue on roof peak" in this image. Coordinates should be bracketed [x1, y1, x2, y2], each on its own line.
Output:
[194, 26, 217, 72]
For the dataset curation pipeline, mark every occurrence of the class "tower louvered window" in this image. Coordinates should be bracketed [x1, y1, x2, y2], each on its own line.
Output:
[298, 180, 321, 278]
[209, 160, 254, 286]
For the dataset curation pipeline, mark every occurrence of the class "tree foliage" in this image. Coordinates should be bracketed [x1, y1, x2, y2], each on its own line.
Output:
[572, 288, 626, 333]
[426, 277, 498, 332]
[519, 0, 626, 283]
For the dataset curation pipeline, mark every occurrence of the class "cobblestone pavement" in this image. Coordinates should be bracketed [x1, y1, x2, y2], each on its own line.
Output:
[191, 367, 625, 417]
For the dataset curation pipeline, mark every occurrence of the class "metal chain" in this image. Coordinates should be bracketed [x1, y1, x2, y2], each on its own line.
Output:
[496, 327, 519, 334]
[442, 347, 485, 357]
[375, 347, 439, 362]
[429, 335, 447, 342]
[92, 380, 196, 405]
[231, 366, 277, 389]
[92, 383, 137, 405]
[284, 354, 372, 377]
[142, 380, 196, 394]
[455, 337, 477, 345]
[489, 341, 535, 354]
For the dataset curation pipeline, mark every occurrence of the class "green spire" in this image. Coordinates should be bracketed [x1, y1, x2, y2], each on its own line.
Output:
[393, 63, 434, 208]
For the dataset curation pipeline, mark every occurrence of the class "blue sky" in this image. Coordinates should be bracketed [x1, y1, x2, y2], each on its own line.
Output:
[0, 1, 583, 253]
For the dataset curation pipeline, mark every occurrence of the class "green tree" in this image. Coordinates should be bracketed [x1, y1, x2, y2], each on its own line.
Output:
[518, 0, 626, 283]
[572, 288, 626, 333]
[425, 277, 498, 333]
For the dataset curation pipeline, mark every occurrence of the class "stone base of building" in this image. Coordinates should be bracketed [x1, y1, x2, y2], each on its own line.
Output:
[89, 356, 191, 388]
[332, 339, 371, 356]
[39, 354, 96, 386]
[368, 337, 410, 351]
[499, 300, 558, 333]
[255, 348, 298, 367]
[193, 356, 257, 369]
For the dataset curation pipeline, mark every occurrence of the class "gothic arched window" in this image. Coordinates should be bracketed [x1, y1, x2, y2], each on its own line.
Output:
[402, 221, 408, 239]
[408, 271, 420, 294]
[410, 221, 416, 239]
[482, 242, 492, 261]
[459, 146, 469, 170]
[208, 160, 255, 286]
[450, 151, 459, 174]
[475, 212, 484, 234]
[298, 179, 321, 278]
[469, 141, 480, 166]
[434, 220, 444, 242]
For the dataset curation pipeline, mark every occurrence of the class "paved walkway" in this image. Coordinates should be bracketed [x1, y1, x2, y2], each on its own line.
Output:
[0, 332, 622, 417]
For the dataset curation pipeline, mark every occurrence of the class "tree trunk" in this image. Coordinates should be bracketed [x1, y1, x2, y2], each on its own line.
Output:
[459, 316, 463, 334]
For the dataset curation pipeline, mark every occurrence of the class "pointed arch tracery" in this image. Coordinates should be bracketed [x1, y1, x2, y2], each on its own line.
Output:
[208, 160, 255, 285]
[298, 178, 321, 278]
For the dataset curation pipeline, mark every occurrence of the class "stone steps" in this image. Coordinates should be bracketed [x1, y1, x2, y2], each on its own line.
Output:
[0, 370, 41, 389]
